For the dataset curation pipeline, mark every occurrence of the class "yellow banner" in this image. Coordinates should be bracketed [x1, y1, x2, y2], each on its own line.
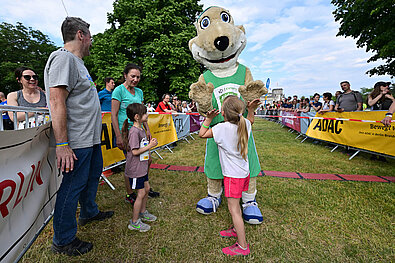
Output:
[101, 112, 125, 167]
[148, 114, 178, 148]
[306, 111, 395, 156]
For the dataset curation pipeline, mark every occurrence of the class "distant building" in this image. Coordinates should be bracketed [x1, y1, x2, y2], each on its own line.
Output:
[260, 88, 284, 105]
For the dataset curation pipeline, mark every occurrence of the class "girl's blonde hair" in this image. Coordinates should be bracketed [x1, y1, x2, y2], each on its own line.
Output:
[121, 103, 147, 151]
[222, 95, 248, 160]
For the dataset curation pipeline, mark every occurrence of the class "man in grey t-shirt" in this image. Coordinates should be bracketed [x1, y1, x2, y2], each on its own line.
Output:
[44, 17, 113, 256]
[335, 81, 363, 112]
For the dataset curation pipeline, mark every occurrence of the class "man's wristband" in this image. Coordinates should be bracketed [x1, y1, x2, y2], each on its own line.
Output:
[385, 113, 393, 117]
[202, 123, 209, 129]
[56, 142, 69, 147]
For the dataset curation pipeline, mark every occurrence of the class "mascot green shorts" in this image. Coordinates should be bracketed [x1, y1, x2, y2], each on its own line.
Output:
[204, 132, 261, 180]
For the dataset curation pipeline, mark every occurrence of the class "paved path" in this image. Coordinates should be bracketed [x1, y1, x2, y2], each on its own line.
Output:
[151, 163, 395, 183]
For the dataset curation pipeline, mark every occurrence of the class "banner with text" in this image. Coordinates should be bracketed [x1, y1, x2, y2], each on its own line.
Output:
[190, 115, 205, 132]
[300, 112, 316, 134]
[173, 115, 190, 138]
[306, 111, 395, 156]
[147, 114, 178, 148]
[281, 111, 301, 132]
[101, 112, 125, 167]
[0, 123, 60, 263]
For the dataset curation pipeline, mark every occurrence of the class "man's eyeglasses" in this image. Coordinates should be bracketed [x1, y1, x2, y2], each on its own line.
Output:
[23, 75, 38, 81]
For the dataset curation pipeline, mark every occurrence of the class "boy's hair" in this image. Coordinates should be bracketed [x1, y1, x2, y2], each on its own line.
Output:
[104, 77, 114, 84]
[222, 95, 248, 160]
[121, 103, 147, 151]
[61, 17, 90, 44]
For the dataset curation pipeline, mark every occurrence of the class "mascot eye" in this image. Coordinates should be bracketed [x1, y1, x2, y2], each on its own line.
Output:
[200, 17, 210, 29]
[221, 12, 230, 23]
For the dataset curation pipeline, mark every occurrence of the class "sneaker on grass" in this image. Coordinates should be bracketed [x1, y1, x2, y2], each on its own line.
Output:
[222, 242, 250, 256]
[128, 219, 150, 232]
[220, 226, 237, 238]
[139, 210, 157, 222]
[51, 237, 93, 256]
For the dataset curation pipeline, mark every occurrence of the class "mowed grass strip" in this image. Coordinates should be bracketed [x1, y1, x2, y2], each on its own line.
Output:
[21, 119, 395, 262]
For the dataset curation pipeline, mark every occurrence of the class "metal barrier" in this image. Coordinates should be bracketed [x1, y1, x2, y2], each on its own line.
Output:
[0, 105, 50, 131]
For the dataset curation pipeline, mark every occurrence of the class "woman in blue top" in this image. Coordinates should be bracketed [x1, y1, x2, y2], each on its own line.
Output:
[111, 63, 156, 203]
[111, 63, 151, 149]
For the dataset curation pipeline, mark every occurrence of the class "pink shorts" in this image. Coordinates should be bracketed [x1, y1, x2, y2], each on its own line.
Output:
[224, 174, 250, 199]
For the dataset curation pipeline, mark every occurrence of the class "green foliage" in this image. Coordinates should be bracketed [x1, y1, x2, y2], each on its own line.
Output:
[0, 22, 58, 95]
[332, 0, 395, 77]
[86, 0, 203, 102]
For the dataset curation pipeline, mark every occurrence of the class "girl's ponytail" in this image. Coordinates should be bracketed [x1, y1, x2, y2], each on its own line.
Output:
[222, 95, 249, 160]
[237, 114, 248, 160]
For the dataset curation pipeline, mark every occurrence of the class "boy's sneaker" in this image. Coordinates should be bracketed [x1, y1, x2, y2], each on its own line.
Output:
[222, 242, 250, 256]
[148, 188, 160, 198]
[51, 237, 93, 256]
[125, 192, 137, 205]
[220, 227, 237, 238]
[139, 210, 157, 222]
[128, 219, 150, 232]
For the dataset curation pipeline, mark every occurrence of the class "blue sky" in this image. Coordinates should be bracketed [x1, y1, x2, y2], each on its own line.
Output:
[0, 0, 392, 98]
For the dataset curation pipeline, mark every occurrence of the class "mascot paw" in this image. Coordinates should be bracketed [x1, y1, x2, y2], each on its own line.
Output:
[242, 200, 263, 224]
[196, 195, 221, 215]
[189, 80, 214, 116]
[239, 80, 267, 103]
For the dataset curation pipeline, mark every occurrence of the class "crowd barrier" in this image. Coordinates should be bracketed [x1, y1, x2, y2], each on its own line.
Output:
[257, 110, 395, 158]
[0, 106, 205, 262]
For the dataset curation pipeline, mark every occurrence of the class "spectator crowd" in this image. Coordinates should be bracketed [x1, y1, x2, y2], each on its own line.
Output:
[260, 81, 394, 123]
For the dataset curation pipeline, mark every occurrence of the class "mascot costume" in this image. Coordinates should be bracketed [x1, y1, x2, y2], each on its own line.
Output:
[189, 6, 267, 224]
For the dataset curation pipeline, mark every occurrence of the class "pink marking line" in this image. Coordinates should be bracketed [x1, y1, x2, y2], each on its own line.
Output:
[338, 174, 388, 183]
[299, 173, 343, 181]
[150, 164, 392, 183]
[167, 165, 197, 172]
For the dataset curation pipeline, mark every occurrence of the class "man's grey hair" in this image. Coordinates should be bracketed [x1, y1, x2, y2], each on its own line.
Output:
[61, 17, 90, 44]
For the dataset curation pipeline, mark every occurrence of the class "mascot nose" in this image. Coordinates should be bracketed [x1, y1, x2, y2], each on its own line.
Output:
[214, 36, 229, 51]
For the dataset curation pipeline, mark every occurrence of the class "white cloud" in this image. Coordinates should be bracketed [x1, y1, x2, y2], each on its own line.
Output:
[1, 0, 391, 98]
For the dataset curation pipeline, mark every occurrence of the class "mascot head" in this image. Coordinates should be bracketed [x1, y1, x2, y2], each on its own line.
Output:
[189, 6, 246, 70]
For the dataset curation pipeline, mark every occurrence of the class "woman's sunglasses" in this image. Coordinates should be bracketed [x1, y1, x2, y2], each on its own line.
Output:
[23, 75, 39, 81]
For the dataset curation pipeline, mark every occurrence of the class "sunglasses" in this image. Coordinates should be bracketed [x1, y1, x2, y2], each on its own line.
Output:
[23, 75, 39, 81]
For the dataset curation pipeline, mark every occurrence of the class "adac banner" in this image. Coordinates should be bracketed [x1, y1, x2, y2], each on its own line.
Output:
[147, 114, 178, 148]
[0, 123, 61, 263]
[281, 111, 301, 132]
[101, 112, 125, 167]
[173, 114, 190, 138]
[306, 111, 395, 156]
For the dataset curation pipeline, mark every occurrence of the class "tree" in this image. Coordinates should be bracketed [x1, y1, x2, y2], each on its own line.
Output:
[0, 22, 58, 94]
[332, 0, 395, 77]
[86, 0, 203, 102]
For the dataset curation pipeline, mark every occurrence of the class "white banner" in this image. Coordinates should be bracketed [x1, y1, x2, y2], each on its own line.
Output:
[0, 123, 61, 262]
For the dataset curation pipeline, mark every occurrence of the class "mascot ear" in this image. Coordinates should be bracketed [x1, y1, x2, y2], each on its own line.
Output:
[237, 25, 245, 34]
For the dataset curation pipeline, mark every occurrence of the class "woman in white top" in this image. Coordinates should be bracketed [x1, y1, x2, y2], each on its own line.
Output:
[318, 92, 335, 114]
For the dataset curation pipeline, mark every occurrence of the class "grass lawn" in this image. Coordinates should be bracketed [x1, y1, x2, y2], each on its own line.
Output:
[21, 118, 395, 262]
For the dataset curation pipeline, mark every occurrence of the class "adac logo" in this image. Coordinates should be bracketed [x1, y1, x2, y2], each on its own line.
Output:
[313, 119, 343, 134]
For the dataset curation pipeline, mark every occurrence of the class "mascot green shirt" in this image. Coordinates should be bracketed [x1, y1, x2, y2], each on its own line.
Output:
[203, 63, 261, 180]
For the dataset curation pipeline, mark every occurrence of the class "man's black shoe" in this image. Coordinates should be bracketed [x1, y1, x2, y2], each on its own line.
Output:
[51, 237, 93, 256]
[78, 210, 114, 226]
[148, 188, 160, 198]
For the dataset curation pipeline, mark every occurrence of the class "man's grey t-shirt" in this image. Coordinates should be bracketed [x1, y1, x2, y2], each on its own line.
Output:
[337, 91, 363, 111]
[44, 48, 102, 149]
